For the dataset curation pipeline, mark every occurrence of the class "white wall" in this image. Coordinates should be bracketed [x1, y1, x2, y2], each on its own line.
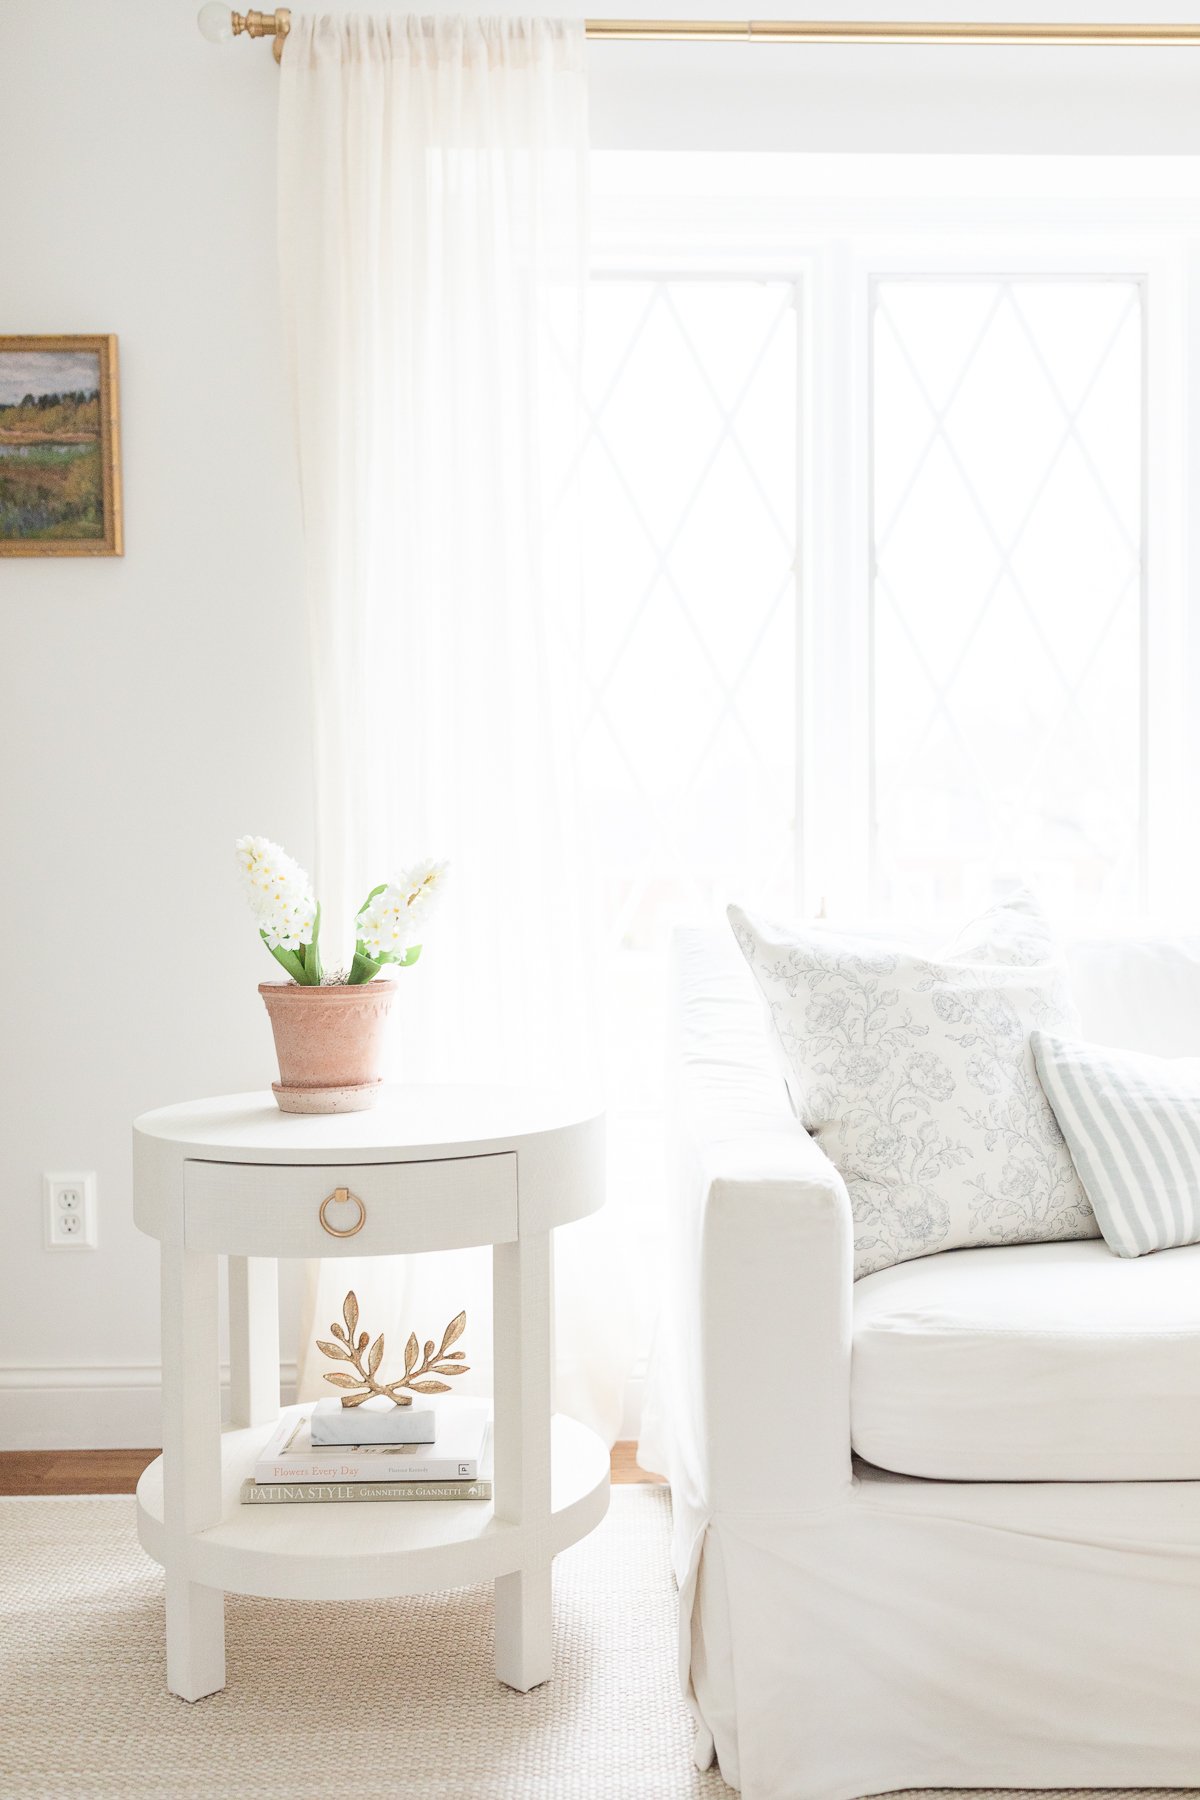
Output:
[591, 5, 1200, 154]
[0, 0, 310, 1447]
[594, 0, 1200, 153]
[3, 0, 1198, 1449]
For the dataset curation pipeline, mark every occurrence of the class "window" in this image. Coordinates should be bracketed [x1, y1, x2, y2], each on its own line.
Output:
[585, 157, 1196, 943]
[871, 277, 1144, 918]
[578, 278, 799, 953]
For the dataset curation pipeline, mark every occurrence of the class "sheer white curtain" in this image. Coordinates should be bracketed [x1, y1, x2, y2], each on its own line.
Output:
[278, 14, 629, 1439]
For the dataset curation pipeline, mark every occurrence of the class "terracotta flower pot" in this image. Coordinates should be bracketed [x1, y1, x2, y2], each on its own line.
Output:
[259, 981, 398, 1114]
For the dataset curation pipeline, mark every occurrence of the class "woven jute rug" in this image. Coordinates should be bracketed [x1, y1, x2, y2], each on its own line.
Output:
[0, 1485, 726, 1798]
[0, 1485, 1193, 1800]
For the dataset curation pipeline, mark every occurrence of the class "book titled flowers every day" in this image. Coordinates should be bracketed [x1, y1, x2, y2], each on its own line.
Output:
[253, 1400, 490, 1484]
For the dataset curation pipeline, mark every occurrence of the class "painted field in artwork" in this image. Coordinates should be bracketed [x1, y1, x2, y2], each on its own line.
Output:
[0, 350, 103, 540]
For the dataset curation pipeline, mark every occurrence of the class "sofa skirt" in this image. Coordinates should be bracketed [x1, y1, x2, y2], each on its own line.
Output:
[679, 1466, 1200, 1800]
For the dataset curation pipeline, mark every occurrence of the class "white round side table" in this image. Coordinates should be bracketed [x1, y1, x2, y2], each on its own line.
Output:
[132, 1084, 609, 1703]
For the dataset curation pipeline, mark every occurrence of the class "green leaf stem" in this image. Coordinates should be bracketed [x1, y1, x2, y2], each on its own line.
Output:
[347, 948, 382, 986]
[264, 935, 307, 984]
[347, 940, 421, 986]
[299, 902, 323, 985]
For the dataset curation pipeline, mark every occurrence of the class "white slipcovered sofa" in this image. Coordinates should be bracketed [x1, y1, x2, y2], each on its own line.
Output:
[639, 925, 1200, 1800]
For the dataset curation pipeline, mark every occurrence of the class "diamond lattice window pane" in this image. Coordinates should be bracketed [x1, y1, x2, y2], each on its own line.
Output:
[579, 280, 799, 950]
[872, 277, 1143, 918]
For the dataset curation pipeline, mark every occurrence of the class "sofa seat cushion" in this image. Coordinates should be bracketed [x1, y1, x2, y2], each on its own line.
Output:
[852, 1238, 1200, 1480]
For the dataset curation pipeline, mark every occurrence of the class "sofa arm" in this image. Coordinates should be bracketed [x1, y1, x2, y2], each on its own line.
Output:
[639, 928, 854, 1512]
[690, 1107, 854, 1513]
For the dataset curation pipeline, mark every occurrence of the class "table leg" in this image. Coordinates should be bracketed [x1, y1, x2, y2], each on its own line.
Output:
[228, 1256, 280, 1428]
[161, 1244, 225, 1701]
[492, 1230, 554, 1692]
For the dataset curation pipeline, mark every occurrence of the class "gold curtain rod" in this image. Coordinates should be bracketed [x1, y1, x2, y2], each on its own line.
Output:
[590, 18, 1200, 39]
[208, 8, 1200, 57]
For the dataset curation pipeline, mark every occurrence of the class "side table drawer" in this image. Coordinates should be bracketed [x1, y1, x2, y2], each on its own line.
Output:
[184, 1154, 517, 1257]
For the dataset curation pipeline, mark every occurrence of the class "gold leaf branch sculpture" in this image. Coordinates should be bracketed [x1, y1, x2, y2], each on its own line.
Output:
[317, 1290, 470, 1408]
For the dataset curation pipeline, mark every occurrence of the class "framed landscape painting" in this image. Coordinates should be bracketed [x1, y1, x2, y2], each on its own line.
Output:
[0, 335, 123, 556]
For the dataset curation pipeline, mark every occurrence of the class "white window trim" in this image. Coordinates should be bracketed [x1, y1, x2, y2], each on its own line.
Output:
[591, 189, 1198, 926]
[812, 241, 1189, 923]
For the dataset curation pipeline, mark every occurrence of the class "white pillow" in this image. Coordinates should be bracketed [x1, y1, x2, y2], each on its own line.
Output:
[729, 894, 1097, 1278]
[1032, 1031, 1200, 1257]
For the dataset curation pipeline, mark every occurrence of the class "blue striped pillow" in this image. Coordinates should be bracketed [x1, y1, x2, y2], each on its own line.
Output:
[1031, 1031, 1200, 1257]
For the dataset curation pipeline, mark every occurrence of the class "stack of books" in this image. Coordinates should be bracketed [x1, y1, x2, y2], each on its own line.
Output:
[239, 1396, 492, 1506]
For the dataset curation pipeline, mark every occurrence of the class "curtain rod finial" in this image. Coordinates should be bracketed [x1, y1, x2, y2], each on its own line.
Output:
[197, 5, 291, 56]
[197, 2, 235, 44]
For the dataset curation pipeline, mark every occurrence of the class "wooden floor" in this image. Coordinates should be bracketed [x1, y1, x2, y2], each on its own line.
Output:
[610, 1440, 666, 1486]
[0, 1442, 666, 1497]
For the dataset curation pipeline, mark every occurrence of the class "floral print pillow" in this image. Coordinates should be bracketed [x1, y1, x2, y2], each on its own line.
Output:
[729, 895, 1098, 1278]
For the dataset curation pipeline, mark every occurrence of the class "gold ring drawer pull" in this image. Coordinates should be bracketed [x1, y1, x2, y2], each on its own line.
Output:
[319, 1186, 367, 1238]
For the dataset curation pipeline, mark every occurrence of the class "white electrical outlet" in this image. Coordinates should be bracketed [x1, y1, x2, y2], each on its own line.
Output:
[44, 1172, 97, 1248]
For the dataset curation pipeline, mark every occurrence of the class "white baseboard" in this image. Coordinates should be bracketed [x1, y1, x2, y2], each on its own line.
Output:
[2, 1361, 639, 1453]
[0, 1363, 298, 1451]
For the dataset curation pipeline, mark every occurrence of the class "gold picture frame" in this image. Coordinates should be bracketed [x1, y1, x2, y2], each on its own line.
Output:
[0, 334, 123, 556]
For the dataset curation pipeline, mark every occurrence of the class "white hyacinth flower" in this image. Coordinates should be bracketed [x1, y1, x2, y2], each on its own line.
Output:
[355, 890, 416, 961]
[235, 835, 318, 950]
[355, 860, 448, 962]
[259, 889, 318, 953]
[395, 858, 448, 924]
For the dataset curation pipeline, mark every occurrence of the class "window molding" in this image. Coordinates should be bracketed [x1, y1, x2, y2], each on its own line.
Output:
[589, 187, 1198, 926]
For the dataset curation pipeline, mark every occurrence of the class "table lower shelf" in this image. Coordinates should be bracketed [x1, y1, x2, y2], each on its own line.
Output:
[137, 1408, 609, 1602]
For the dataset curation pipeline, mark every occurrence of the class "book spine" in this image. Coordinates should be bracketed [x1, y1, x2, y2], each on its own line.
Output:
[239, 1478, 492, 1505]
[253, 1455, 479, 1484]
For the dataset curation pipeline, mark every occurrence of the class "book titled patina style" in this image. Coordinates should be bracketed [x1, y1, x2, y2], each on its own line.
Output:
[240, 1477, 491, 1505]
